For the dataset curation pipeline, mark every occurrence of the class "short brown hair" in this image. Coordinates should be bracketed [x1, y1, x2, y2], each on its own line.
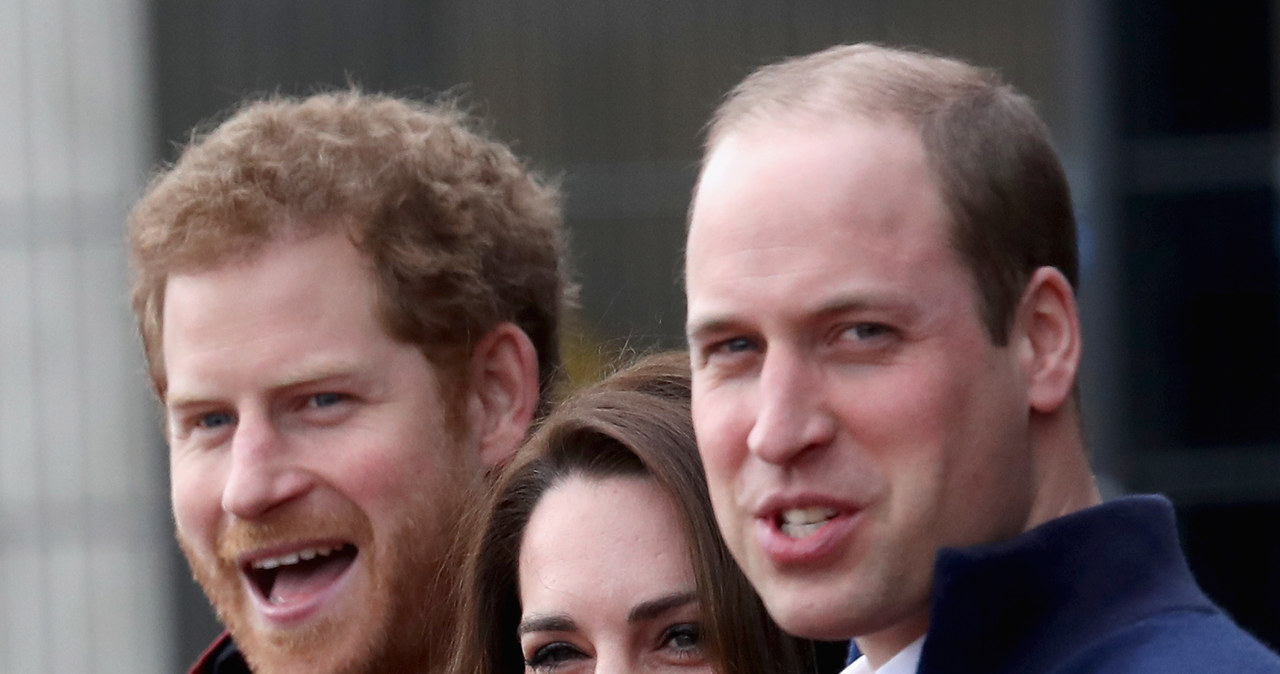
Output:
[128, 90, 572, 406]
[450, 351, 813, 674]
[705, 43, 1076, 344]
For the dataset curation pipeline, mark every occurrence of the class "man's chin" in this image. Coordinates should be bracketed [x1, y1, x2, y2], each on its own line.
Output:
[187, 554, 397, 674]
[194, 547, 446, 674]
[233, 620, 381, 674]
[757, 580, 876, 642]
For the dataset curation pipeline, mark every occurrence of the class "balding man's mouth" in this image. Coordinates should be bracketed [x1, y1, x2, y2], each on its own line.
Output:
[778, 507, 840, 538]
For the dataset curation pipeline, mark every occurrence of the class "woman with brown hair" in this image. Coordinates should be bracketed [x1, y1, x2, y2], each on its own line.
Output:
[451, 351, 813, 674]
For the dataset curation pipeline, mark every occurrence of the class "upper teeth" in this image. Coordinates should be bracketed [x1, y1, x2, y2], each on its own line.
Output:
[251, 545, 340, 570]
[782, 507, 838, 526]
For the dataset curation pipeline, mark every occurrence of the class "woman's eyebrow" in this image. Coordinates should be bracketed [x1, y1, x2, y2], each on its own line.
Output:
[518, 614, 577, 637]
[628, 591, 697, 624]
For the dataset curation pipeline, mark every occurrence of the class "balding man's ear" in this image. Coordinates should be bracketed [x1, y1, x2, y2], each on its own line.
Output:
[466, 322, 540, 467]
[1014, 266, 1081, 414]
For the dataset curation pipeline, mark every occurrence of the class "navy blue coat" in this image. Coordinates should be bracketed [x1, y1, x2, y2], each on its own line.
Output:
[850, 496, 1280, 673]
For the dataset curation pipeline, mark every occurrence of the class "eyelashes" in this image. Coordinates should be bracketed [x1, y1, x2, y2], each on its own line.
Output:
[660, 622, 705, 657]
[525, 641, 586, 671]
[521, 621, 708, 671]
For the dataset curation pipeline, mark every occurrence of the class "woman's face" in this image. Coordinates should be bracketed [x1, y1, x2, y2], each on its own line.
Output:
[517, 475, 715, 673]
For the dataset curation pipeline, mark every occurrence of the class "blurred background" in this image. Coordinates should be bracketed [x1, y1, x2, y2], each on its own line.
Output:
[2, 0, 1278, 670]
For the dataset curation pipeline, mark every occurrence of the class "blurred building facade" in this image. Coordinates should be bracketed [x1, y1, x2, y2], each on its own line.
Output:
[1, 1, 1276, 671]
[1, 0, 172, 671]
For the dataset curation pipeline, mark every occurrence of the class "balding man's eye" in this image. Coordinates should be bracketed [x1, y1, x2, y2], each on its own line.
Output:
[307, 392, 347, 408]
[841, 323, 894, 342]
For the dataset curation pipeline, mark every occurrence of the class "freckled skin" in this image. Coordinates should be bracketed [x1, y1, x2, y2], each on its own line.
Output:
[686, 119, 1041, 661]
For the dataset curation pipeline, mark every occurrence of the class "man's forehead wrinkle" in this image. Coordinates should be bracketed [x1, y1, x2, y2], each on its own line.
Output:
[167, 347, 374, 403]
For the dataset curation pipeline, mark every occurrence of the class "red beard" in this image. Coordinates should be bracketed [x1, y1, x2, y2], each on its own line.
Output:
[179, 482, 465, 674]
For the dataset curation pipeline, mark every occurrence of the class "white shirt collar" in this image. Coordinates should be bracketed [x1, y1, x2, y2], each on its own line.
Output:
[839, 635, 925, 674]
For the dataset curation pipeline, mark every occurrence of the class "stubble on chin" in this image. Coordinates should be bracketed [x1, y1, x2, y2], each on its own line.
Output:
[179, 502, 367, 673]
[179, 481, 473, 674]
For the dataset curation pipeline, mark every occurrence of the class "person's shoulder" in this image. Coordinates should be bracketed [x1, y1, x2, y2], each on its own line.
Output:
[1053, 609, 1280, 674]
[187, 632, 251, 674]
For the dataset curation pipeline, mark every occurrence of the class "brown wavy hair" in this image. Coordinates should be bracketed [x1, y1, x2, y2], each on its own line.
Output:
[450, 351, 813, 674]
[128, 90, 573, 411]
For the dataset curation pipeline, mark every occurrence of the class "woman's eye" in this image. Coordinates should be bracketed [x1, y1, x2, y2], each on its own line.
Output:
[526, 641, 586, 671]
[661, 623, 705, 656]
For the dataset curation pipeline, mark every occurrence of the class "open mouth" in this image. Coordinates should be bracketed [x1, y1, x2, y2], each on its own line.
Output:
[245, 544, 358, 606]
[776, 507, 840, 539]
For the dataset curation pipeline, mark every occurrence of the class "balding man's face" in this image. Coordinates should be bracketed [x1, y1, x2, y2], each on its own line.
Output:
[685, 119, 1037, 655]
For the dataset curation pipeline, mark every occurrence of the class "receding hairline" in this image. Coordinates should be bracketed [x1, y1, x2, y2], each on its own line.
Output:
[691, 42, 1069, 348]
[703, 43, 995, 149]
[706, 92, 905, 156]
[697, 105, 925, 195]
[696, 43, 1004, 216]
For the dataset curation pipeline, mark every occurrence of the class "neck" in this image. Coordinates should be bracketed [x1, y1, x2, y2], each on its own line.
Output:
[857, 407, 1098, 668]
[855, 611, 928, 669]
[1024, 404, 1101, 531]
